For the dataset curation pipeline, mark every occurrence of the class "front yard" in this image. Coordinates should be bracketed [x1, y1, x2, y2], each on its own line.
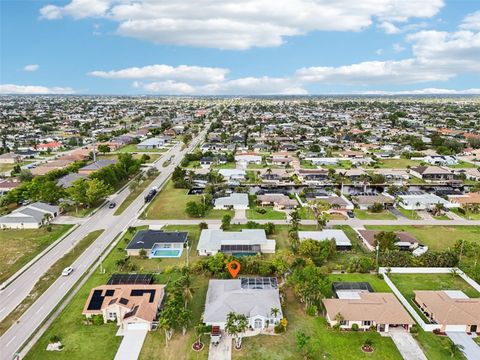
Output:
[246, 206, 287, 220]
[353, 209, 396, 220]
[141, 180, 233, 220]
[0, 225, 73, 284]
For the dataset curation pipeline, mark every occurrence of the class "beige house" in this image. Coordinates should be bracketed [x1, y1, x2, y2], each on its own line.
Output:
[323, 292, 415, 332]
[82, 284, 165, 331]
[257, 194, 298, 210]
[414, 290, 480, 333]
[0, 152, 21, 164]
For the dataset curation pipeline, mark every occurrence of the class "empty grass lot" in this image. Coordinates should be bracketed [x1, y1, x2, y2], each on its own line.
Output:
[141, 179, 233, 220]
[116, 144, 167, 153]
[0, 230, 104, 336]
[353, 209, 396, 220]
[364, 225, 480, 251]
[452, 208, 480, 220]
[0, 225, 73, 284]
[246, 206, 287, 220]
[370, 158, 421, 168]
[114, 176, 156, 215]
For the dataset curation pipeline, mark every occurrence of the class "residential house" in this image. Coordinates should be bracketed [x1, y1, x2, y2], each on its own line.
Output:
[356, 229, 426, 254]
[125, 230, 188, 258]
[235, 152, 262, 165]
[259, 168, 292, 184]
[270, 152, 293, 167]
[0, 179, 21, 195]
[200, 156, 214, 168]
[197, 229, 275, 256]
[396, 193, 459, 210]
[36, 141, 62, 151]
[0, 202, 60, 229]
[297, 169, 329, 183]
[424, 155, 458, 166]
[298, 230, 352, 251]
[137, 137, 167, 150]
[82, 284, 166, 331]
[353, 194, 394, 210]
[257, 194, 298, 210]
[214, 193, 249, 210]
[218, 169, 246, 182]
[0, 152, 21, 164]
[410, 166, 454, 182]
[78, 159, 116, 175]
[323, 285, 414, 332]
[203, 278, 283, 330]
[414, 291, 480, 333]
[56, 173, 88, 188]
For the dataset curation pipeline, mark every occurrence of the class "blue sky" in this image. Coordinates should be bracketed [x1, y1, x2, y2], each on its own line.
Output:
[1, 0, 479, 95]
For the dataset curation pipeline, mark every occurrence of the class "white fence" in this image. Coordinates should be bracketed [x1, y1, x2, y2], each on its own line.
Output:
[378, 267, 480, 332]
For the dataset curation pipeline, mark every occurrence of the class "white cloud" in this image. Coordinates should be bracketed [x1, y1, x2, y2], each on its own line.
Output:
[460, 11, 480, 30]
[355, 88, 480, 95]
[375, 48, 384, 55]
[0, 84, 75, 94]
[39, 0, 444, 49]
[378, 21, 400, 34]
[392, 43, 405, 52]
[23, 64, 39, 72]
[88, 64, 229, 83]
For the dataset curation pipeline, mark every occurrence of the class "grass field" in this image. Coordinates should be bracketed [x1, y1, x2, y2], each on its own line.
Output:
[142, 180, 233, 220]
[116, 144, 167, 153]
[371, 158, 421, 168]
[0, 230, 103, 336]
[353, 209, 396, 220]
[114, 176, 156, 215]
[451, 208, 480, 220]
[397, 207, 421, 220]
[364, 225, 480, 251]
[0, 225, 73, 284]
[246, 206, 286, 220]
[447, 161, 477, 169]
[0, 160, 34, 173]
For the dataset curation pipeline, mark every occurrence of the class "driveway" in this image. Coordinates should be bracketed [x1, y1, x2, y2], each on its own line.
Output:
[390, 330, 428, 360]
[114, 329, 148, 360]
[208, 334, 232, 360]
[447, 332, 480, 360]
[234, 209, 247, 221]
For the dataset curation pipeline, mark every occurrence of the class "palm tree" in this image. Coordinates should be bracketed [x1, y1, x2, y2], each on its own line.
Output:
[448, 341, 464, 358]
[270, 307, 280, 321]
[225, 312, 248, 349]
[42, 213, 53, 226]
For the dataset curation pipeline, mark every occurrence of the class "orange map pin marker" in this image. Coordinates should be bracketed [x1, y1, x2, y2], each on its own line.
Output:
[227, 260, 241, 278]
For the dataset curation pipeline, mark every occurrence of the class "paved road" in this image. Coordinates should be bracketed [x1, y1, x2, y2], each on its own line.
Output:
[447, 332, 480, 360]
[0, 128, 208, 360]
[136, 218, 480, 227]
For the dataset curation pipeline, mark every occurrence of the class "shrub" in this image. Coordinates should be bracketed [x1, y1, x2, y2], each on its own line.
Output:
[457, 207, 466, 215]
[49, 335, 61, 343]
[274, 323, 285, 333]
[198, 222, 208, 230]
[139, 248, 147, 259]
[410, 324, 419, 334]
[306, 305, 317, 316]
[256, 207, 267, 214]
[91, 314, 104, 325]
[351, 323, 359, 331]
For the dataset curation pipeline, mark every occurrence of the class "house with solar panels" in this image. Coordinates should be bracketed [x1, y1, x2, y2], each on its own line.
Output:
[203, 278, 283, 331]
[197, 229, 275, 256]
[82, 283, 165, 331]
[125, 230, 188, 258]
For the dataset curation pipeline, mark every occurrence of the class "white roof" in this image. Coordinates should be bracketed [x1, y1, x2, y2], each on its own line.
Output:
[298, 230, 351, 246]
[204, 279, 282, 324]
[398, 193, 452, 206]
[336, 290, 362, 300]
[214, 193, 248, 207]
[197, 229, 268, 252]
[218, 169, 246, 178]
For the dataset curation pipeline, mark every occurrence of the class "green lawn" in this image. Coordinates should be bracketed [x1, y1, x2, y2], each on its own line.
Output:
[447, 161, 478, 169]
[371, 158, 421, 168]
[114, 176, 156, 215]
[353, 209, 396, 220]
[141, 180, 233, 220]
[234, 290, 403, 360]
[364, 225, 480, 251]
[0, 225, 74, 284]
[0, 160, 34, 173]
[433, 214, 451, 220]
[408, 177, 426, 184]
[246, 206, 286, 220]
[213, 162, 236, 169]
[25, 227, 207, 360]
[1, 230, 103, 336]
[397, 207, 421, 220]
[116, 144, 167, 153]
[451, 208, 480, 220]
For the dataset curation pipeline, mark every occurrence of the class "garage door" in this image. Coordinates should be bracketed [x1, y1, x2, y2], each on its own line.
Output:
[126, 322, 149, 330]
[445, 325, 467, 332]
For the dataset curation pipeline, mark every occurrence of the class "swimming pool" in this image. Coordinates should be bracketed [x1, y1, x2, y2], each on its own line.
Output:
[151, 249, 183, 258]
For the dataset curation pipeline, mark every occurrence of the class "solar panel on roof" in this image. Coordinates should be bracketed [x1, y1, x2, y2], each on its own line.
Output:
[119, 297, 129, 305]
[87, 289, 105, 310]
[105, 289, 115, 296]
[107, 273, 154, 285]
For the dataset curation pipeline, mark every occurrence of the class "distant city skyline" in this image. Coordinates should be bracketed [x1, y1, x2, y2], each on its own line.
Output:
[1, 0, 479, 95]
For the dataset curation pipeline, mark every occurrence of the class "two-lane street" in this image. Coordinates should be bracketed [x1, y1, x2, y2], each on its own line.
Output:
[0, 127, 208, 360]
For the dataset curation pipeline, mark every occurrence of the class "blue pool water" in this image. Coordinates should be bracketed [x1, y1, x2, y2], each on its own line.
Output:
[151, 249, 182, 258]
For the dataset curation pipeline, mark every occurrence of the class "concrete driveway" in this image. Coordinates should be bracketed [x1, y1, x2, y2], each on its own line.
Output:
[234, 209, 246, 221]
[390, 330, 428, 360]
[114, 329, 148, 360]
[447, 332, 480, 360]
[208, 334, 232, 360]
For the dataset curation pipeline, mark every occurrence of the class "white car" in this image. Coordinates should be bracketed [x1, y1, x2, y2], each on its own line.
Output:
[61, 266, 74, 276]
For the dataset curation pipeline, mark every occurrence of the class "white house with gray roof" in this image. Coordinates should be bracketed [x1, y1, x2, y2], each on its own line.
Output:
[0, 202, 60, 229]
[204, 278, 283, 330]
[197, 229, 275, 256]
[214, 193, 249, 210]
